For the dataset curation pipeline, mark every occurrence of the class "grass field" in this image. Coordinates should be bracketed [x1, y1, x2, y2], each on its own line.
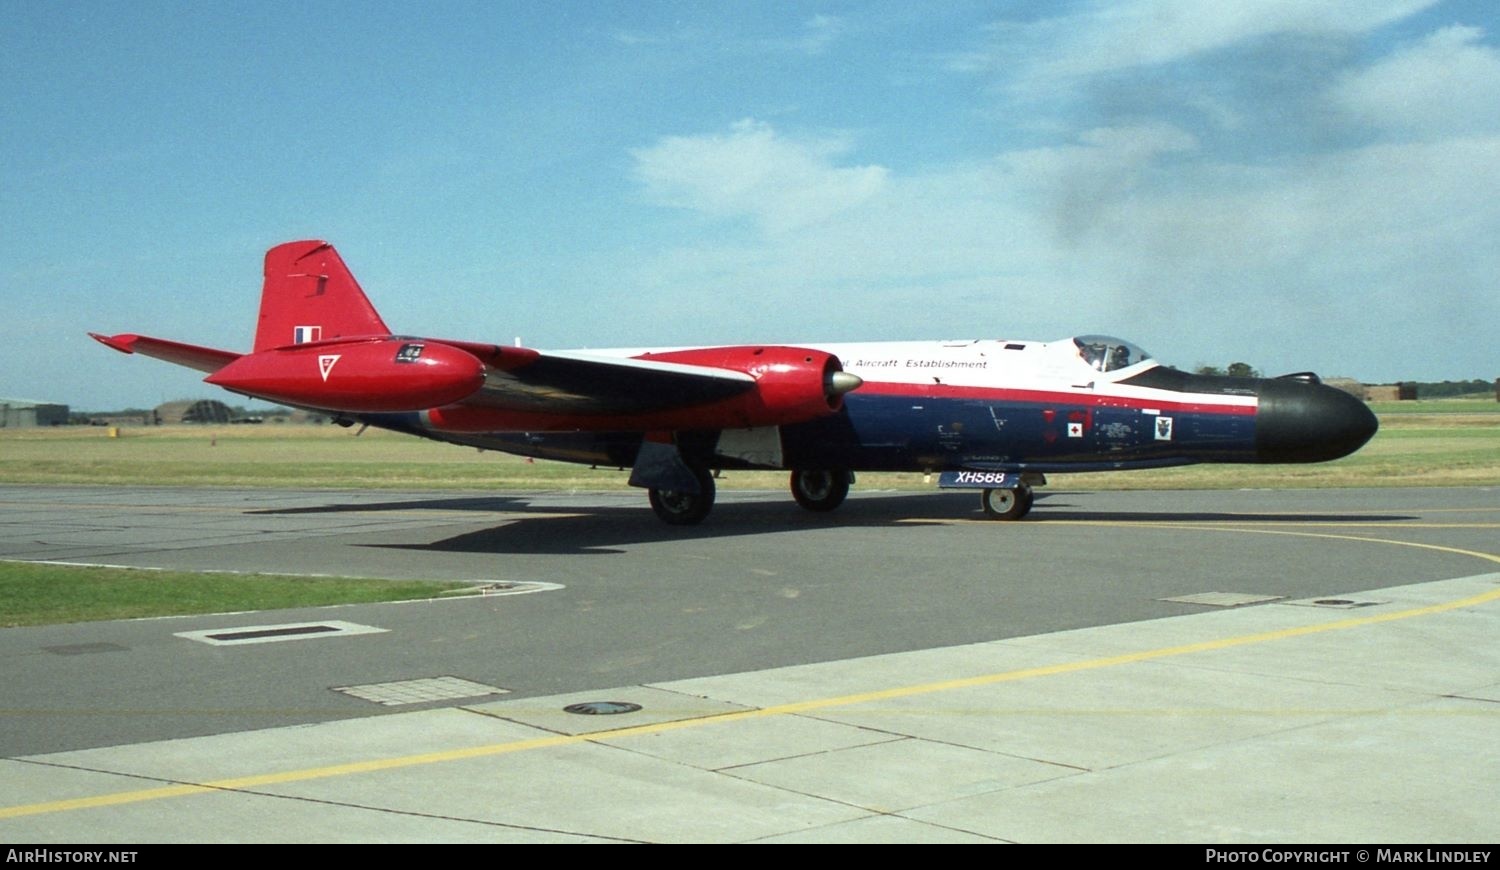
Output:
[0, 562, 473, 628]
[2, 400, 1493, 626]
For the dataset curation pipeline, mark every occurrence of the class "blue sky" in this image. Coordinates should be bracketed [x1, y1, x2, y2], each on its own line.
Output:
[4, 1, 1497, 410]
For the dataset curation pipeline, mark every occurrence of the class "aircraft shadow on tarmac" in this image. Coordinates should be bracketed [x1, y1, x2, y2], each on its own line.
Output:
[359, 494, 950, 555]
[246, 492, 1416, 556]
[248, 495, 546, 515]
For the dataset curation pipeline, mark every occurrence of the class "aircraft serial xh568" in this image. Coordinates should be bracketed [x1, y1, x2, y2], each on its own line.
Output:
[93, 240, 1378, 524]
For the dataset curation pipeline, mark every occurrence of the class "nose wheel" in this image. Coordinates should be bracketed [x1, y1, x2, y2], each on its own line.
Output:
[980, 485, 1033, 520]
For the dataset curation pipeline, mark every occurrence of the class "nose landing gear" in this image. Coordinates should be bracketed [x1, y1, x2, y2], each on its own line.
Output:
[980, 485, 1034, 520]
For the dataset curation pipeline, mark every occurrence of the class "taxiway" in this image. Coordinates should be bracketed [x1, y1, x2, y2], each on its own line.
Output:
[1, 485, 1496, 841]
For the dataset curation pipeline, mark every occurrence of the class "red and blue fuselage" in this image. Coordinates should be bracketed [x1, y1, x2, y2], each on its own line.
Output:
[93, 241, 1378, 524]
[362, 334, 1377, 476]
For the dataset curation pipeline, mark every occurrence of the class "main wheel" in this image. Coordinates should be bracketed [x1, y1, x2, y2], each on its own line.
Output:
[790, 469, 851, 512]
[648, 466, 716, 525]
[980, 484, 1033, 520]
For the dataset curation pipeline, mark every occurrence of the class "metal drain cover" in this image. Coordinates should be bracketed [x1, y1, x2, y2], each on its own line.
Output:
[1285, 597, 1389, 609]
[563, 701, 642, 716]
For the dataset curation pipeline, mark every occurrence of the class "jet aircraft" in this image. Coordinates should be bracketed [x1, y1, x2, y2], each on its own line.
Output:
[93, 240, 1379, 524]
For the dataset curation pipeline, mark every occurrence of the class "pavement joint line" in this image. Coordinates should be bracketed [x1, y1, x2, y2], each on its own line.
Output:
[3, 528, 1496, 822]
[902, 519, 1500, 530]
[1132, 521, 1500, 530]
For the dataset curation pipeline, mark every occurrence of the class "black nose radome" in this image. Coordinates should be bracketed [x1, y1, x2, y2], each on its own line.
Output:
[1255, 377, 1379, 463]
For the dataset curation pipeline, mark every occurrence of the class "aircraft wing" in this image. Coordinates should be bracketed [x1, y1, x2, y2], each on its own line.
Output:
[90, 333, 241, 374]
[434, 340, 757, 414]
[91, 330, 849, 425]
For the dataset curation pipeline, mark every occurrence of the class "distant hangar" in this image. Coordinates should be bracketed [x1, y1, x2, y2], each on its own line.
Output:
[1, 398, 69, 428]
[155, 399, 234, 424]
[93, 399, 238, 427]
[2, 398, 241, 428]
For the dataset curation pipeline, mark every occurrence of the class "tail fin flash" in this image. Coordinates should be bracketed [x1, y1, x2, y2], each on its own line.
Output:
[254, 240, 391, 352]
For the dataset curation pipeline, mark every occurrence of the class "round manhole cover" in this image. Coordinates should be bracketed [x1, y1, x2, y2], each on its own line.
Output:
[564, 701, 642, 716]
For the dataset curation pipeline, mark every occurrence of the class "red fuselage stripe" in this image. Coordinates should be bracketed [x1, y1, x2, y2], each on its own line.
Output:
[850, 380, 1259, 416]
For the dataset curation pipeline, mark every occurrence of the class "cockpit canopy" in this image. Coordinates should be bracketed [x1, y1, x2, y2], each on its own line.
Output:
[1073, 335, 1153, 373]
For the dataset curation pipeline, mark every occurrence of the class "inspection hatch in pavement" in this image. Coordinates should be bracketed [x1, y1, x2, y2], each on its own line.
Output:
[175, 620, 388, 646]
[332, 676, 510, 706]
[1159, 592, 1285, 607]
[1283, 597, 1390, 609]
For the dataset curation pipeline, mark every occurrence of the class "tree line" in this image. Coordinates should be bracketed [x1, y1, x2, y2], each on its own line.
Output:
[1194, 364, 1492, 399]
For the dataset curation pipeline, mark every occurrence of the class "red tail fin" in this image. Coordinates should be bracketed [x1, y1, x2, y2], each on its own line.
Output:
[254, 240, 391, 352]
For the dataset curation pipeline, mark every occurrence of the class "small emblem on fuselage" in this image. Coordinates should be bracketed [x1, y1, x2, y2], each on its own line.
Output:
[319, 354, 340, 381]
[394, 343, 424, 363]
[1155, 416, 1174, 441]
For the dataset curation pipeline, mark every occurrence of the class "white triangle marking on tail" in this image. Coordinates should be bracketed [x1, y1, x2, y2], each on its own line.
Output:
[319, 354, 341, 381]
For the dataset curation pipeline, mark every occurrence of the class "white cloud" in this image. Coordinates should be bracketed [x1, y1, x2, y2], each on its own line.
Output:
[1076, 123, 1199, 155]
[1331, 25, 1500, 138]
[612, 9, 1498, 381]
[631, 119, 890, 233]
[965, 1, 1439, 96]
[795, 15, 846, 56]
[619, 111, 1498, 381]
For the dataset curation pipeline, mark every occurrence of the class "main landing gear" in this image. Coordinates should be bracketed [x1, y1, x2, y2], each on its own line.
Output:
[789, 469, 851, 512]
[647, 464, 716, 526]
[645, 465, 1035, 524]
[980, 484, 1034, 521]
[648, 467, 852, 524]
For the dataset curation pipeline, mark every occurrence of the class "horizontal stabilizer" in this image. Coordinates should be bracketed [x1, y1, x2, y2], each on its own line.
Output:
[89, 333, 240, 374]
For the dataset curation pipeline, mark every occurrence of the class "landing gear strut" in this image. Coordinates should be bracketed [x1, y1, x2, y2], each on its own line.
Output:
[790, 469, 851, 512]
[980, 484, 1033, 521]
[648, 465, 716, 526]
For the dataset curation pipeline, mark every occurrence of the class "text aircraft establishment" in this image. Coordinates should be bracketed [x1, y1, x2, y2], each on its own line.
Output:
[93, 240, 1379, 524]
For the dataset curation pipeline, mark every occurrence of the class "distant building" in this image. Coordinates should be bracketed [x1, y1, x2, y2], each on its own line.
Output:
[1364, 383, 1418, 401]
[1, 398, 69, 427]
[92, 412, 155, 427]
[1323, 378, 1366, 399]
[155, 399, 234, 424]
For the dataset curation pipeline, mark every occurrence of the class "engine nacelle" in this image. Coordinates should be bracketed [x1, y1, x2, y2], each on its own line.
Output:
[640, 345, 855, 427]
[421, 345, 861, 433]
[205, 338, 485, 412]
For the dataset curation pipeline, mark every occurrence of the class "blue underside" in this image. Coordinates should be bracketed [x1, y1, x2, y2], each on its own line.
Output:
[784, 393, 1255, 471]
[359, 391, 1259, 474]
